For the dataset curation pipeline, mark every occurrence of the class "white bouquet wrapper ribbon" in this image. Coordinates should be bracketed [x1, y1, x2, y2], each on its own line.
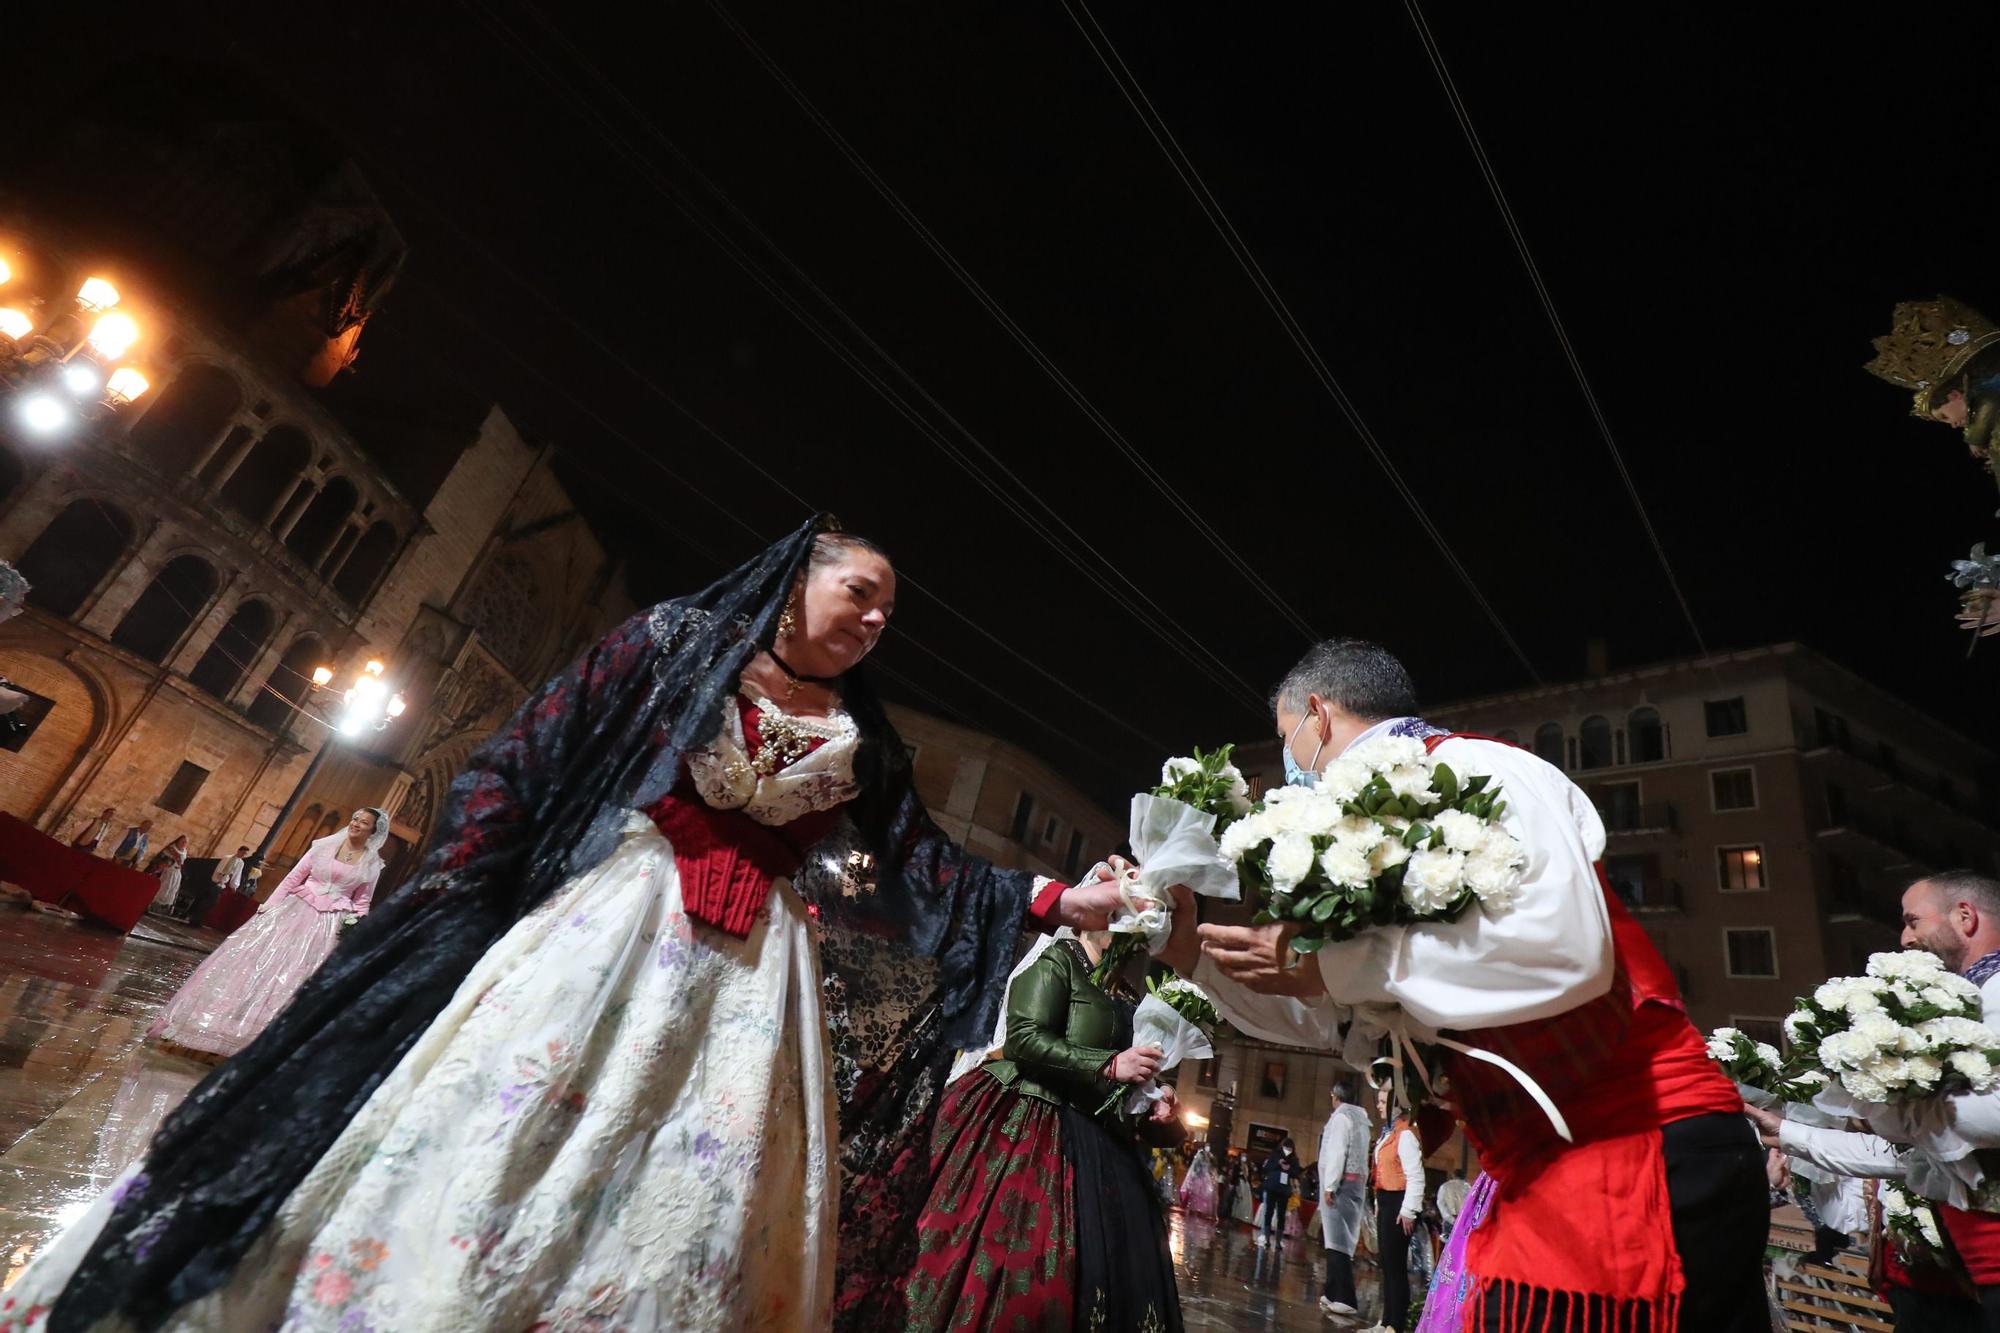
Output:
[1124, 992, 1215, 1115]
[1348, 1004, 1574, 1145]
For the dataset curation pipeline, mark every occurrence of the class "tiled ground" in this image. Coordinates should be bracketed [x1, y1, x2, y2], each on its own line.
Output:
[0, 905, 1400, 1328]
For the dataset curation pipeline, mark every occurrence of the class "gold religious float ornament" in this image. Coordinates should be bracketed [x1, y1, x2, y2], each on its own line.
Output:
[1866, 297, 2000, 645]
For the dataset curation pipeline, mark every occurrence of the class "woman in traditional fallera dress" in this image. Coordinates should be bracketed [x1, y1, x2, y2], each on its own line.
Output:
[1178, 1144, 1219, 1218]
[146, 810, 387, 1060]
[144, 837, 189, 914]
[903, 934, 1185, 1333]
[13, 519, 1119, 1333]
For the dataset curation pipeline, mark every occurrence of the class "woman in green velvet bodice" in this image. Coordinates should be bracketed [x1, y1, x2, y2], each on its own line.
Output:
[902, 934, 1186, 1332]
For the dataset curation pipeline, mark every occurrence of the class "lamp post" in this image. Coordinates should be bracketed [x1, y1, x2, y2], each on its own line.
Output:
[252, 659, 408, 868]
[0, 260, 153, 442]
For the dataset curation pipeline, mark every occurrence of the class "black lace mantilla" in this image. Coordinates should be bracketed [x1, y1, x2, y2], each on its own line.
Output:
[51, 515, 1045, 1332]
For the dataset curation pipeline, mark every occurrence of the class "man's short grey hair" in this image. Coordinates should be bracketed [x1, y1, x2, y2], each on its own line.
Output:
[1273, 639, 1420, 722]
[1917, 869, 2000, 917]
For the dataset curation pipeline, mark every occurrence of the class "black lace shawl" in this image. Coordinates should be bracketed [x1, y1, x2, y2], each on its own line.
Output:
[51, 515, 1043, 1332]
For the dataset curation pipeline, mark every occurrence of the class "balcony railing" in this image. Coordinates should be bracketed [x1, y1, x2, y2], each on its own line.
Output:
[1611, 878, 1683, 914]
[1599, 802, 1677, 834]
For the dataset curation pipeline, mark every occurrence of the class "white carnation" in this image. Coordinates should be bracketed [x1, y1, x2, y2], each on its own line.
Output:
[1755, 1042, 1782, 1067]
[1384, 763, 1439, 804]
[1266, 789, 1340, 837]
[1369, 837, 1412, 875]
[1882, 1183, 1913, 1217]
[1267, 832, 1316, 894]
[1901, 1054, 1945, 1089]
[1401, 848, 1466, 916]
[1433, 809, 1486, 853]
[1842, 1068, 1892, 1103]
[1920, 1207, 1944, 1248]
[1318, 757, 1371, 804]
[1923, 984, 1979, 1013]
[1784, 1012, 1812, 1044]
[1706, 1029, 1741, 1061]
[1222, 766, 1253, 814]
[1349, 736, 1427, 771]
[1952, 1050, 2000, 1090]
[1318, 842, 1372, 889]
[1161, 756, 1201, 785]
[1869, 950, 1950, 982]
[1219, 812, 1273, 862]
[1462, 835, 1526, 913]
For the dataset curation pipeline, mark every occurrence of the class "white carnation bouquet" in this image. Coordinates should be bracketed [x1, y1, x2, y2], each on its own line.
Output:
[1092, 746, 1250, 985]
[1704, 1026, 1827, 1104]
[1219, 735, 1526, 954]
[1114, 975, 1220, 1116]
[1880, 1182, 1948, 1265]
[1783, 950, 2000, 1105]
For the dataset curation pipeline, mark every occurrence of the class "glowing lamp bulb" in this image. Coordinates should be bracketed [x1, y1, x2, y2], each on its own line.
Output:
[0, 258, 11, 286]
[310, 666, 335, 687]
[62, 364, 101, 397]
[17, 393, 68, 435]
[86, 312, 138, 360]
[76, 277, 119, 311]
[386, 694, 407, 718]
[0, 308, 31, 341]
[105, 367, 150, 404]
[364, 659, 385, 677]
[337, 713, 367, 738]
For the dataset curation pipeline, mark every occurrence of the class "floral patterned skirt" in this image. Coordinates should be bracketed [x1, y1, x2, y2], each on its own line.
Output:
[903, 1070, 1076, 1332]
[6, 813, 837, 1332]
[904, 1071, 1182, 1333]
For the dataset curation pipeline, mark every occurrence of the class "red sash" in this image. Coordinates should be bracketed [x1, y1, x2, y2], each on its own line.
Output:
[1422, 732, 1742, 1327]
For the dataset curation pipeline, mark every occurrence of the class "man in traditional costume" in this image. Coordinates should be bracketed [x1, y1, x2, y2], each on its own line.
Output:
[1155, 638, 1767, 1331]
[1749, 871, 2000, 1327]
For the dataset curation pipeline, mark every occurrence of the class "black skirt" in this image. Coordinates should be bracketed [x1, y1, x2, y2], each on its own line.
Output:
[1061, 1103, 1184, 1333]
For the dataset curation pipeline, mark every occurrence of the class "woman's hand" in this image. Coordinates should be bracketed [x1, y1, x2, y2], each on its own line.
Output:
[1150, 1083, 1180, 1124]
[1055, 860, 1124, 931]
[1106, 1045, 1164, 1084]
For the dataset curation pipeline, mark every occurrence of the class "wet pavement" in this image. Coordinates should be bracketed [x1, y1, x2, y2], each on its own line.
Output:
[0, 905, 1399, 1328]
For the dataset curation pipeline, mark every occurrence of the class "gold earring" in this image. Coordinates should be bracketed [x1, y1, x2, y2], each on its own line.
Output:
[777, 602, 797, 639]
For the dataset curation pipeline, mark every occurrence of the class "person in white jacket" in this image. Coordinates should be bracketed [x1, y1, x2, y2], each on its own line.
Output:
[1317, 1080, 1372, 1317]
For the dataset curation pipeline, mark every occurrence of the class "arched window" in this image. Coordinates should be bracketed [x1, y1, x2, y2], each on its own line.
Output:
[110, 555, 218, 663]
[246, 635, 325, 730]
[286, 476, 358, 564]
[1628, 706, 1665, 763]
[17, 499, 134, 617]
[127, 364, 241, 474]
[1579, 716, 1613, 770]
[188, 599, 276, 699]
[218, 426, 311, 527]
[315, 808, 344, 840]
[1533, 723, 1564, 767]
[333, 521, 398, 604]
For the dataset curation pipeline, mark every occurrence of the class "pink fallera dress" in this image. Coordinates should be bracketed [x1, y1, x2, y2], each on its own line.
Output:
[148, 836, 380, 1058]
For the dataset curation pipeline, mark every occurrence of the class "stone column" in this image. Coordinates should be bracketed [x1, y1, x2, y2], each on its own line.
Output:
[321, 522, 364, 581]
[167, 567, 246, 676]
[75, 517, 168, 635]
[229, 607, 299, 711]
[205, 424, 265, 492]
[268, 479, 318, 538]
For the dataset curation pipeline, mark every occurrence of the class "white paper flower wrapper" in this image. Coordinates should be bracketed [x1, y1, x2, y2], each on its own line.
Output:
[1130, 793, 1239, 902]
[1124, 993, 1215, 1115]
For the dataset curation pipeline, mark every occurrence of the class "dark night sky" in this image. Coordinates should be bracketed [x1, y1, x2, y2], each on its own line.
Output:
[16, 3, 2000, 805]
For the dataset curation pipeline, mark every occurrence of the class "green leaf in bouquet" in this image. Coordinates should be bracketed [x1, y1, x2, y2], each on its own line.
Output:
[1291, 893, 1318, 921]
[1290, 934, 1327, 954]
[1252, 910, 1276, 926]
[1490, 799, 1508, 821]
[1352, 886, 1376, 914]
[1403, 822, 1430, 849]
[1374, 796, 1401, 819]
[1311, 895, 1338, 924]
[1432, 763, 1460, 803]
[1464, 774, 1491, 796]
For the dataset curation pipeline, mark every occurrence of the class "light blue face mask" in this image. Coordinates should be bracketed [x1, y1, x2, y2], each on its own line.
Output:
[1282, 712, 1326, 788]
